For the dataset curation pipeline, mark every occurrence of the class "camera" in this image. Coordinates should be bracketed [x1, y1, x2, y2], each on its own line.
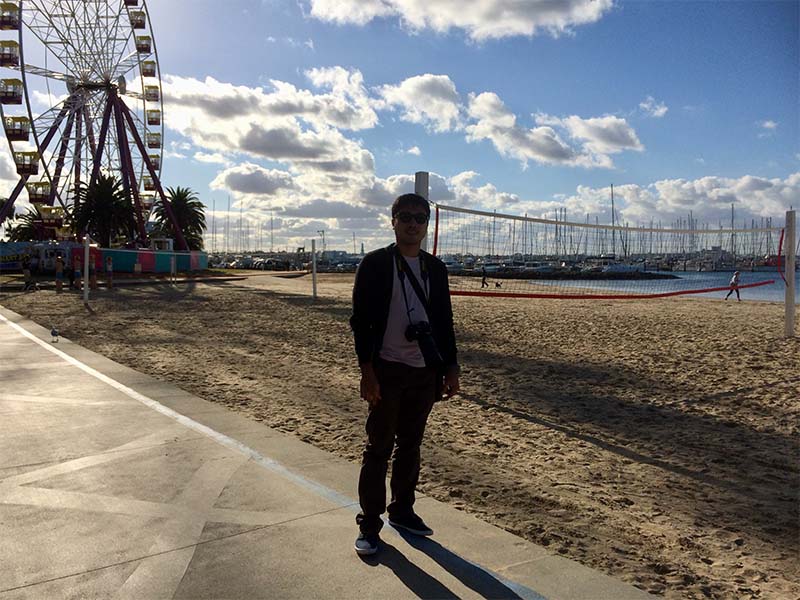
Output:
[405, 321, 443, 367]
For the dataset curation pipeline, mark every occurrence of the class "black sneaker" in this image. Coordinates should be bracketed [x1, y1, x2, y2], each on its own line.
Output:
[388, 513, 433, 536]
[354, 532, 380, 555]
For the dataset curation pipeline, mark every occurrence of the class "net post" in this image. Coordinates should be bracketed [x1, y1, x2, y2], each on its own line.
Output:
[415, 171, 429, 252]
[785, 210, 796, 338]
[432, 204, 440, 257]
[311, 238, 317, 301]
[83, 234, 90, 304]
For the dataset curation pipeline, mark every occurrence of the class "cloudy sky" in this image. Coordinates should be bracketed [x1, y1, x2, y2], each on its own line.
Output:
[3, 0, 798, 252]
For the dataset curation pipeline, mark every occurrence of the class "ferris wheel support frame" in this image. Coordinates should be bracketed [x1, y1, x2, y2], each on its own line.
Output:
[47, 107, 76, 205]
[113, 95, 146, 241]
[118, 95, 187, 251]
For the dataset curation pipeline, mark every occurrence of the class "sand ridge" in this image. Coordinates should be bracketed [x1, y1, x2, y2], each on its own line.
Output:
[2, 272, 798, 599]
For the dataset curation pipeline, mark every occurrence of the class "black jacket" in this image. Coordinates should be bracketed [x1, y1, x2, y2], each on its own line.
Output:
[350, 244, 458, 370]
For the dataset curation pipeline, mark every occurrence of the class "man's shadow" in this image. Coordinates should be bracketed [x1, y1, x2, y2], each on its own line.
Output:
[359, 532, 525, 600]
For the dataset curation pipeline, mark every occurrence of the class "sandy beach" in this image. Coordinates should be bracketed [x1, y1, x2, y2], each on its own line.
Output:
[2, 272, 798, 599]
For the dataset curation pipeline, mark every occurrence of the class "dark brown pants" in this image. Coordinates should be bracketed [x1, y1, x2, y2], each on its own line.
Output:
[356, 360, 437, 535]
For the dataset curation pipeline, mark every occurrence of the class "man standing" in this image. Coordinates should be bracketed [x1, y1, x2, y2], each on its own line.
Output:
[350, 193, 460, 556]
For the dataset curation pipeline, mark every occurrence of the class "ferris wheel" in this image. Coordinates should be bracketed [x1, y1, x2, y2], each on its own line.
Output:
[0, 0, 187, 250]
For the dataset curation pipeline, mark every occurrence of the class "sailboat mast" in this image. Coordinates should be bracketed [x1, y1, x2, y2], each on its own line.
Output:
[611, 184, 616, 257]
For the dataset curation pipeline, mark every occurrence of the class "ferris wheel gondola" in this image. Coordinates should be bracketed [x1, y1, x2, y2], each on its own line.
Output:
[0, 0, 187, 250]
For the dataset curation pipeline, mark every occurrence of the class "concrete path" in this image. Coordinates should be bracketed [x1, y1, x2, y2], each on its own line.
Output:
[0, 306, 652, 600]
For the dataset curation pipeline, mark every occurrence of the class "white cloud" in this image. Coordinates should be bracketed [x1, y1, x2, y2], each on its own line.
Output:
[158, 72, 378, 197]
[552, 172, 800, 226]
[268, 36, 316, 50]
[757, 120, 778, 138]
[378, 74, 462, 132]
[466, 92, 577, 167]
[639, 95, 668, 118]
[211, 163, 296, 196]
[465, 93, 642, 168]
[194, 152, 232, 166]
[407, 146, 421, 156]
[308, 0, 614, 41]
[31, 90, 70, 111]
[448, 171, 521, 209]
[539, 113, 644, 156]
[280, 198, 378, 219]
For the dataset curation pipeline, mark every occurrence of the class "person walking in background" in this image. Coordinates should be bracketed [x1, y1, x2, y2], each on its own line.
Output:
[67, 253, 75, 289]
[105, 256, 114, 289]
[725, 270, 741, 301]
[21, 254, 34, 291]
[481, 266, 489, 288]
[88, 254, 98, 290]
[72, 253, 82, 291]
[350, 193, 460, 557]
[54, 255, 64, 293]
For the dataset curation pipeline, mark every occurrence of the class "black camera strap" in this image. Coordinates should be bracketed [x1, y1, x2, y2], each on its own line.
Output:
[394, 249, 431, 323]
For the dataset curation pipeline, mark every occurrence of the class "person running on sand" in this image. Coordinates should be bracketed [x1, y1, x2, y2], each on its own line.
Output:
[350, 193, 460, 557]
[725, 271, 741, 301]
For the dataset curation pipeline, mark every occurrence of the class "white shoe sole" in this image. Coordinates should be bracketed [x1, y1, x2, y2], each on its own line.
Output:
[354, 543, 378, 556]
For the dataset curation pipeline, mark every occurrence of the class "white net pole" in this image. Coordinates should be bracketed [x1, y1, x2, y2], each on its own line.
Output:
[311, 238, 317, 301]
[415, 171, 429, 252]
[785, 210, 796, 338]
[83, 235, 90, 303]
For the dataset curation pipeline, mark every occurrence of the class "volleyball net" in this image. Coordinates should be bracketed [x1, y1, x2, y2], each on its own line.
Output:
[431, 203, 795, 301]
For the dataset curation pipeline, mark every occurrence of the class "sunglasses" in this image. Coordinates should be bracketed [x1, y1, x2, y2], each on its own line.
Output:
[395, 211, 429, 224]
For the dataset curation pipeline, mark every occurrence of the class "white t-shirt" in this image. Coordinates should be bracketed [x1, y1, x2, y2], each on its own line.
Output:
[379, 256, 429, 368]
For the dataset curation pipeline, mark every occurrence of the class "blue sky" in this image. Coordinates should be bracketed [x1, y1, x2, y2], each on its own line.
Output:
[3, 0, 798, 251]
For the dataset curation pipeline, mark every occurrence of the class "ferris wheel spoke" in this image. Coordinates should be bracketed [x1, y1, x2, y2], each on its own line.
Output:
[22, 64, 75, 85]
[26, 0, 92, 76]
[113, 50, 146, 81]
[68, 0, 117, 77]
[21, 16, 73, 75]
[68, 0, 112, 76]
[108, 6, 136, 73]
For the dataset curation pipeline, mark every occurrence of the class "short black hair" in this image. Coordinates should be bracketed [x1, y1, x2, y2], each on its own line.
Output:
[391, 193, 430, 218]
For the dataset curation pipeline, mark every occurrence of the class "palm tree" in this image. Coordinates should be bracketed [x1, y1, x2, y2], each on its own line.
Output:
[6, 208, 40, 242]
[72, 174, 137, 248]
[152, 186, 206, 251]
